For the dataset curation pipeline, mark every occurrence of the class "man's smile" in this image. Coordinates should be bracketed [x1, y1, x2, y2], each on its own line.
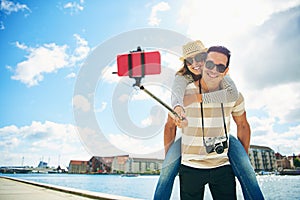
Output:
[206, 70, 219, 78]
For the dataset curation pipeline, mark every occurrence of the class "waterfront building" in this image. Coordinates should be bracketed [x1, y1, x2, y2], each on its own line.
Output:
[275, 152, 291, 169]
[275, 153, 300, 170]
[68, 160, 88, 174]
[68, 156, 163, 174]
[111, 155, 132, 173]
[88, 156, 114, 173]
[111, 155, 163, 174]
[129, 157, 163, 174]
[248, 145, 276, 172]
[287, 154, 300, 169]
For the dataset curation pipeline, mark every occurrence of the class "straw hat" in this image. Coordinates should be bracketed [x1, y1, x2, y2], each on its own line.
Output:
[180, 40, 207, 61]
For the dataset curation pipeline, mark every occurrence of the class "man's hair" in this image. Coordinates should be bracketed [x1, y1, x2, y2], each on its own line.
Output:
[207, 46, 231, 67]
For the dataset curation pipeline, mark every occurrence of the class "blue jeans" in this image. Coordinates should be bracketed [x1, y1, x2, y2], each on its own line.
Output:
[153, 135, 264, 200]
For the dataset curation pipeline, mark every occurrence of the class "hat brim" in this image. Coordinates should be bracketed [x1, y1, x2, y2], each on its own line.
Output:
[179, 48, 208, 61]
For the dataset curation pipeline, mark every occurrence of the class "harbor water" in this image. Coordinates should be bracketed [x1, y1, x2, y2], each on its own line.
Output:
[2, 174, 300, 200]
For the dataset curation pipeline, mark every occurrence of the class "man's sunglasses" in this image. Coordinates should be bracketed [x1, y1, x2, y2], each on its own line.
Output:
[205, 60, 227, 73]
[185, 53, 207, 66]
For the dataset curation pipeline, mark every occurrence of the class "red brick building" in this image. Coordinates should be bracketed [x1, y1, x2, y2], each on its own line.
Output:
[68, 160, 88, 174]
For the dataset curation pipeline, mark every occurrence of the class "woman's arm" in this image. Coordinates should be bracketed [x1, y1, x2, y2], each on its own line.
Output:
[164, 115, 177, 155]
[202, 75, 239, 103]
[183, 75, 239, 106]
[171, 75, 190, 109]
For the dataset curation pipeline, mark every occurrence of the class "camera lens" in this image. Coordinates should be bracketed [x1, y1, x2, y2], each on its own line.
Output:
[215, 144, 224, 154]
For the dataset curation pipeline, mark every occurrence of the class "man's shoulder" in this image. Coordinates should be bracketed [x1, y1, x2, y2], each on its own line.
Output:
[236, 92, 244, 103]
[231, 92, 246, 116]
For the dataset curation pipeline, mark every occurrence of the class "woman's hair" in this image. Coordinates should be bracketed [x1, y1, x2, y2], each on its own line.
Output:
[176, 60, 201, 81]
[176, 60, 189, 76]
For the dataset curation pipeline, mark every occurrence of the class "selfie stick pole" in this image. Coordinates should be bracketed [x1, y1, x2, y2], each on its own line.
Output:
[139, 85, 184, 120]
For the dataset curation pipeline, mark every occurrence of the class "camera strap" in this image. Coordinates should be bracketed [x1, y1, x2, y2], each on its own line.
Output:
[198, 79, 228, 146]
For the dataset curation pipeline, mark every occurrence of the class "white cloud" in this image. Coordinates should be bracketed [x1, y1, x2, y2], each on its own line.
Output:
[248, 116, 275, 134]
[66, 72, 76, 79]
[0, 21, 4, 30]
[69, 34, 90, 66]
[148, 2, 170, 26]
[10, 34, 90, 87]
[15, 41, 28, 50]
[95, 102, 107, 113]
[244, 82, 300, 124]
[179, 0, 300, 45]
[0, 121, 90, 167]
[101, 65, 122, 84]
[249, 121, 300, 155]
[131, 84, 171, 104]
[141, 117, 152, 126]
[118, 94, 130, 103]
[63, 1, 84, 15]
[107, 134, 163, 155]
[73, 95, 91, 112]
[141, 105, 167, 127]
[240, 83, 300, 155]
[11, 43, 69, 87]
[0, 124, 19, 134]
[0, 137, 20, 150]
[0, 0, 31, 14]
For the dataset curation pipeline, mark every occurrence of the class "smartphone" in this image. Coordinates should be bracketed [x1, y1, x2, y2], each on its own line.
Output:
[117, 51, 161, 77]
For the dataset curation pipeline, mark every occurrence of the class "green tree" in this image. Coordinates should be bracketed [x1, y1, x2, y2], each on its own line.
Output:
[294, 157, 300, 168]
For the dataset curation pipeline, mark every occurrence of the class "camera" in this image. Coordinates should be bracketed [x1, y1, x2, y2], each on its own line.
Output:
[204, 136, 228, 154]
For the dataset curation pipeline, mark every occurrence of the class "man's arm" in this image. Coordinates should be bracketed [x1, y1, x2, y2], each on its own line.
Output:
[164, 114, 177, 155]
[232, 112, 251, 154]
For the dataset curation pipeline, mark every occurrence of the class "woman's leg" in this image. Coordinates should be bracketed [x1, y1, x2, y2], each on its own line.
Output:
[228, 135, 264, 200]
[153, 138, 181, 200]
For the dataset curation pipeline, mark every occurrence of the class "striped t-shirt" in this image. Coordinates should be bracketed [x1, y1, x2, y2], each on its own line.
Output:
[181, 82, 245, 169]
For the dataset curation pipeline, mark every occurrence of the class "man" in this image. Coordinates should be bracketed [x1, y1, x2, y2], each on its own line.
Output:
[154, 42, 263, 200]
[178, 46, 250, 199]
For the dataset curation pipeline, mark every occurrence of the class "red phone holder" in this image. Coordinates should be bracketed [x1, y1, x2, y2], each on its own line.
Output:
[116, 47, 161, 86]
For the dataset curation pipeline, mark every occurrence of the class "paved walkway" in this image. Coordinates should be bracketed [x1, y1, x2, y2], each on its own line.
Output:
[0, 176, 141, 200]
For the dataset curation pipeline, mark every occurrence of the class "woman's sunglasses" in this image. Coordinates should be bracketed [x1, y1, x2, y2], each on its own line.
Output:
[205, 60, 227, 73]
[185, 53, 207, 66]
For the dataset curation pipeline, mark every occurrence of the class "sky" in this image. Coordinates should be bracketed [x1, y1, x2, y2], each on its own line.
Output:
[1, 0, 300, 168]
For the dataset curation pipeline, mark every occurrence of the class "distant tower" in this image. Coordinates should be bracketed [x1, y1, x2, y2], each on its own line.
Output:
[37, 161, 48, 168]
[58, 155, 61, 167]
[21, 156, 24, 166]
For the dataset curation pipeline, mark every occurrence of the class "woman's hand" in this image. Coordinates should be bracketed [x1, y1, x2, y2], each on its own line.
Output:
[173, 106, 188, 128]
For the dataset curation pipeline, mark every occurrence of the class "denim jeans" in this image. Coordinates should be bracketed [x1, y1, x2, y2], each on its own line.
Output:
[153, 135, 264, 200]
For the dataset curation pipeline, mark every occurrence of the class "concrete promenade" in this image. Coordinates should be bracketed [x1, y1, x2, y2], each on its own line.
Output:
[0, 176, 142, 200]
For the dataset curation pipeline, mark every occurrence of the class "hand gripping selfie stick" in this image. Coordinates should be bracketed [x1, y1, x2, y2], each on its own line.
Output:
[115, 47, 184, 121]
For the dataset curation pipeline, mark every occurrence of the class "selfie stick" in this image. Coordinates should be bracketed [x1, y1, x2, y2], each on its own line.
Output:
[139, 85, 184, 120]
[117, 46, 185, 121]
